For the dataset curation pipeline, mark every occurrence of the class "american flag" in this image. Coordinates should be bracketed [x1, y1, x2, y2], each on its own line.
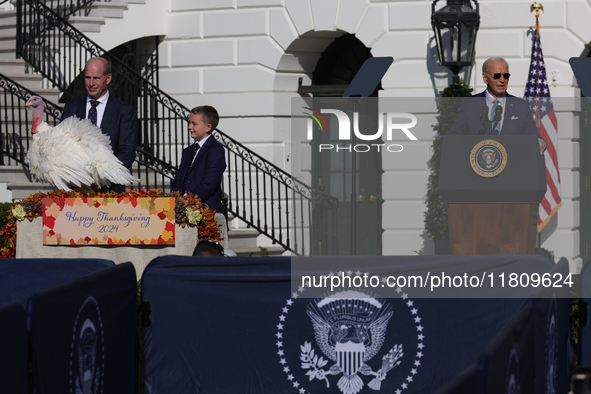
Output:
[524, 23, 561, 232]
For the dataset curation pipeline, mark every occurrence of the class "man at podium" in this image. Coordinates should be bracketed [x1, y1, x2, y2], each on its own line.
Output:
[448, 57, 547, 155]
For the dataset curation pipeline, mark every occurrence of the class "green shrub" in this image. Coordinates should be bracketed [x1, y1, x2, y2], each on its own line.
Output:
[424, 83, 473, 240]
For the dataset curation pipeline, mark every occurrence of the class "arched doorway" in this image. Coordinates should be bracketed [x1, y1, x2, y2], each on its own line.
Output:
[311, 34, 382, 255]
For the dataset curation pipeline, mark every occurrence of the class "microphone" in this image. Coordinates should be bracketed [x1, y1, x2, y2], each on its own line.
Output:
[479, 105, 490, 135]
[492, 105, 503, 132]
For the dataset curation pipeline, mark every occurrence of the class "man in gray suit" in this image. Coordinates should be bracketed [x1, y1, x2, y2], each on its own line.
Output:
[61, 57, 137, 191]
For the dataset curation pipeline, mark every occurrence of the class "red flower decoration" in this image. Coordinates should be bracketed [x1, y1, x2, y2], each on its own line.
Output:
[0, 188, 221, 258]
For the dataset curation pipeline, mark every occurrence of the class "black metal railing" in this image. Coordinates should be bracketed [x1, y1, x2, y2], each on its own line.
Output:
[14, 0, 339, 254]
[214, 131, 338, 255]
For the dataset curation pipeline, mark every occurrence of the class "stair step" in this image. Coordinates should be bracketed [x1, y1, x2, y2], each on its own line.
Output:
[0, 27, 15, 39]
[0, 59, 28, 73]
[0, 13, 15, 28]
[0, 165, 31, 183]
[230, 245, 285, 257]
[0, 38, 15, 52]
[227, 227, 260, 248]
[0, 52, 18, 61]
[7, 181, 55, 200]
[67, 16, 105, 33]
[76, 2, 128, 18]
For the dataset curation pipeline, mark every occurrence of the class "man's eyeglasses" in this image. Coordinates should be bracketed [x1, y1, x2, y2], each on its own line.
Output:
[487, 72, 511, 80]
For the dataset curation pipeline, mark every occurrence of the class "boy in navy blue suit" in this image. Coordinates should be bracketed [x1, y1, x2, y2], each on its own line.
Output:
[171, 106, 226, 215]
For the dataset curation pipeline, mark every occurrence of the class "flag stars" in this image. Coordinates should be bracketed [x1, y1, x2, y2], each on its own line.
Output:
[286, 299, 293, 306]
[396, 287, 402, 293]
[402, 293, 408, 299]
[416, 325, 424, 332]
[406, 300, 413, 307]
[418, 342, 425, 349]
[276, 332, 283, 339]
[279, 315, 286, 322]
[402, 383, 408, 389]
[406, 376, 414, 382]
[276, 341, 283, 347]
[299, 389, 306, 394]
[414, 360, 421, 367]
[292, 292, 299, 299]
[277, 323, 284, 330]
[293, 381, 300, 388]
[282, 307, 289, 313]
[411, 368, 418, 375]
[418, 334, 425, 340]
[280, 358, 287, 365]
[287, 374, 294, 381]
[411, 308, 418, 315]
[396, 390, 402, 394]
[355, 270, 362, 276]
[417, 351, 424, 358]
[278, 349, 285, 356]
[414, 316, 421, 323]
[283, 366, 290, 373]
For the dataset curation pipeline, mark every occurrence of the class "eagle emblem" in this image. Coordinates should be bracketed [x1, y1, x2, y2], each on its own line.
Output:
[301, 291, 403, 394]
[480, 148, 498, 169]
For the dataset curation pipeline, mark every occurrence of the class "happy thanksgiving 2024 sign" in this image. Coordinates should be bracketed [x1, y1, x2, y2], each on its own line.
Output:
[42, 197, 175, 245]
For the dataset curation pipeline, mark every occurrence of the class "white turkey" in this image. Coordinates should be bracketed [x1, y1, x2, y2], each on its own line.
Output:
[24, 96, 139, 191]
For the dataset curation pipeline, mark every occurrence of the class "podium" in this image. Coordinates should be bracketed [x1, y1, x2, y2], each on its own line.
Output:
[438, 135, 546, 255]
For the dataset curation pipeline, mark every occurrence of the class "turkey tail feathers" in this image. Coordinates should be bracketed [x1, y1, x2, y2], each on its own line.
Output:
[26, 116, 140, 190]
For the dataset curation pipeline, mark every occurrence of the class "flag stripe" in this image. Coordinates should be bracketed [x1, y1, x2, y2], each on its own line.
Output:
[524, 23, 561, 232]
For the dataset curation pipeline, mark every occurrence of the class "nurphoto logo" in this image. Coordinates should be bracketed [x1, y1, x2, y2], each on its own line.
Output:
[304, 107, 418, 153]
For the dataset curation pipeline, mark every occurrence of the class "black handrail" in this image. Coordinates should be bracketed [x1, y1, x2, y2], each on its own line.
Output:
[14, 0, 339, 255]
[214, 130, 339, 255]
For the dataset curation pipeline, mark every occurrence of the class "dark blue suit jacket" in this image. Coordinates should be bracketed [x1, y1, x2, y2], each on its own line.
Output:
[171, 135, 226, 215]
[448, 91, 543, 139]
[61, 95, 137, 168]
